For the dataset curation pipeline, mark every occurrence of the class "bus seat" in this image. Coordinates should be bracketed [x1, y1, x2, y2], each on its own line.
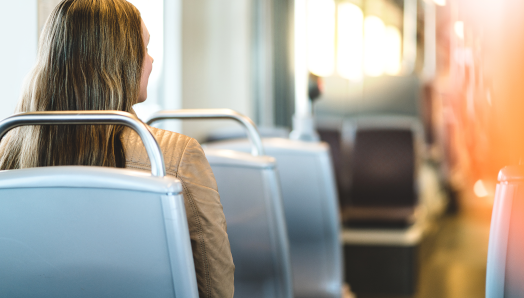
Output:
[205, 138, 343, 298]
[147, 109, 294, 298]
[0, 111, 198, 298]
[205, 148, 293, 298]
[329, 116, 444, 296]
[486, 165, 524, 298]
[340, 116, 423, 226]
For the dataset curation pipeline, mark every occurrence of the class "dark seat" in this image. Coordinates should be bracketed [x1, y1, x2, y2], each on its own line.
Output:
[351, 129, 416, 207]
[339, 116, 422, 227]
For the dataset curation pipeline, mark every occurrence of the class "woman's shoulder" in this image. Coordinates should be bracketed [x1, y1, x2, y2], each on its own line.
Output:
[122, 126, 211, 179]
[143, 125, 195, 154]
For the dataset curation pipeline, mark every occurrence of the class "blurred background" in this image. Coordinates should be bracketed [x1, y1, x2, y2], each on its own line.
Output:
[3, 0, 524, 297]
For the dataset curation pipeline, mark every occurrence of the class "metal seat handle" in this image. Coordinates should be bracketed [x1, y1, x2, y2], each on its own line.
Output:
[146, 109, 265, 156]
[0, 111, 166, 177]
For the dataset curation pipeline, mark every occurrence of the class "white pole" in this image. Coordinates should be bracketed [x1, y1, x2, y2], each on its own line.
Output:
[162, 0, 183, 133]
[294, 0, 310, 118]
[290, 0, 318, 141]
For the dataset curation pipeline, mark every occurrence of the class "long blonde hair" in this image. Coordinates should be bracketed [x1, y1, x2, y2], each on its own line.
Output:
[0, 0, 144, 169]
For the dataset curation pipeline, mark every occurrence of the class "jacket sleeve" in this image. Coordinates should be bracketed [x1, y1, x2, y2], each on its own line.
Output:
[177, 137, 235, 298]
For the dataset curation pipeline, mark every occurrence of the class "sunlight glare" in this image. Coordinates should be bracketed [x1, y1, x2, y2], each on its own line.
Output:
[337, 3, 364, 81]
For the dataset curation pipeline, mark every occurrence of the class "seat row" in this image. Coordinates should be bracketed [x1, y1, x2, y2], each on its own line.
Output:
[0, 109, 343, 298]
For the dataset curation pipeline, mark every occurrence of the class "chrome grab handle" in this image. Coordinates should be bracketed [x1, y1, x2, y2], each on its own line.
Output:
[0, 111, 166, 177]
[147, 109, 265, 156]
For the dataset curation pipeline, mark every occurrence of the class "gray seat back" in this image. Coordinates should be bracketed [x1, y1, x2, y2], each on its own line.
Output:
[205, 149, 293, 298]
[204, 138, 343, 298]
[0, 167, 195, 298]
[0, 111, 198, 298]
[147, 109, 294, 298]
[486, 165, 524, 298]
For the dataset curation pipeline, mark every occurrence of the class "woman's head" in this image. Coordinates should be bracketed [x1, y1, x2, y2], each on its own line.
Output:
[22, 0, 146, 113]
[0, 0, 151, 169]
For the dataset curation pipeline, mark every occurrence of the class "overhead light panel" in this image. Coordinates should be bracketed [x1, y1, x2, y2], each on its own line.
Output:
[384, 26, 402, 75]
[337, 3, 364, 81]
[364, 16, 385, 77]
[307, 0, 336, 77]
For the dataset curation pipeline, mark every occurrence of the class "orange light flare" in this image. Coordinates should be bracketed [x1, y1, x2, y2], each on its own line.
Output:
[432, 0, 524, 209]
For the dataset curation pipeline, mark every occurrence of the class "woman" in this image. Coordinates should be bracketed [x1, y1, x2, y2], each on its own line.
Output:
[0, 0, 234, 297]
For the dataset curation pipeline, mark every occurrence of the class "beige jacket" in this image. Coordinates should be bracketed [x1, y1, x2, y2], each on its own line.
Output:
[121, 126, 235, 298]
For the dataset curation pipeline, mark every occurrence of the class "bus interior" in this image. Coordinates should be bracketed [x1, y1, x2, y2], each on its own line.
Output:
[2, 0, 524, 297]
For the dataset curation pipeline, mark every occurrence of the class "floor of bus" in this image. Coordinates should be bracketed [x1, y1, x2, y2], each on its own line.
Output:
[357, 200, 492, 298]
